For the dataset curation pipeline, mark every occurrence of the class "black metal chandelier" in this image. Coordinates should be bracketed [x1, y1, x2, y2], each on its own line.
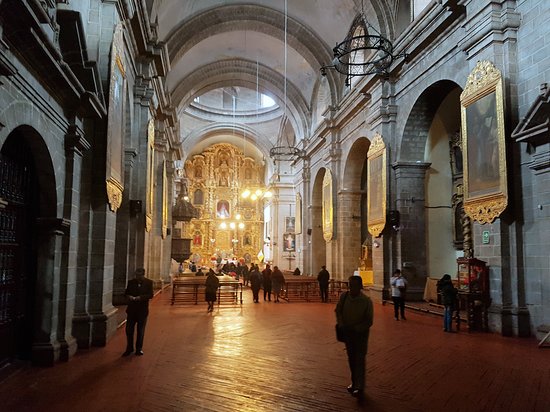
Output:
[269, 145, 304, 162]
[321, 11, 406, 85]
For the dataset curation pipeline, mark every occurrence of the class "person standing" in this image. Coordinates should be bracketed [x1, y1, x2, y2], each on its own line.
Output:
[335, 275, 374, 398]
[262, 264, 272, 301]
[205, 269, 220, 312]
[317, 265, 330, 303]
[437, 274, 458, 332]
[123, 268, 154, 356]
[271, 265, 285, 303]
[390, 269, 408, 320]
[250, 264, 262, 303]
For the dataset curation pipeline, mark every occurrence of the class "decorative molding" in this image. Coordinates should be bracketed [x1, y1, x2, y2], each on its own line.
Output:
[106, 178, 123, 212]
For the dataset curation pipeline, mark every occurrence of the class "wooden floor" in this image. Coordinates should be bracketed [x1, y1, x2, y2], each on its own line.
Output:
[1, 288, 549, 412]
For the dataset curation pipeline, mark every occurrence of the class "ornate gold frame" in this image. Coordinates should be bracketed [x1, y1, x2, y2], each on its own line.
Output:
[295, 192, 302, 234]
[367, 133, 387, 237]
[106, 24, 125, 212]
[322, 169, 333, 242]
[145, 119, 155, 232]
[460, 60, 508, 224]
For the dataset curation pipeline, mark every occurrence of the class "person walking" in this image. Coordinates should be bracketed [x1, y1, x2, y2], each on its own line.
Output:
[317, 265, 330, 302]
[242, 263, 250, 286]
[123, 268, 154, 356]
[271, 265, 285, 303]
[250, 264, 262, 303]
[437, 274, 458, 332]
[262, 264, 273, 301]
[335, 275, 374, 398]
[390, 269, 408, 320]
[205, 269, 220, 312]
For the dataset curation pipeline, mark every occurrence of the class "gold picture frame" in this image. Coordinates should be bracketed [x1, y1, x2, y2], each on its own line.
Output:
[106, 23, 125, 212]
[295, 193, 302, 235]
[460, 60, 508, 224]
[367, 133, 386, 237]
[145, 119, 155, 232]
[322, 169, 333, 242]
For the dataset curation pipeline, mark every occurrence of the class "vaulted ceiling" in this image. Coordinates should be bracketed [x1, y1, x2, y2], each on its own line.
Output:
[146, 0, 398, 163]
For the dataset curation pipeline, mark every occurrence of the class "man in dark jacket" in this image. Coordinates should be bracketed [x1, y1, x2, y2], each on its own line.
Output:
[317, 265, 330, 302]
[335, 275, 373, 398]
[123, 268, 154, 356]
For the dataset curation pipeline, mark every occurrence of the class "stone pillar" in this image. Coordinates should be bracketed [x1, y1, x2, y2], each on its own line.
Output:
[392, 161, 431, 300]
[300, 161, 311, 275]
[58, 123, 89, 361]
[32, 218, 69, 366]
[112, 148, 137, 306]
[337, 189, 362, 280]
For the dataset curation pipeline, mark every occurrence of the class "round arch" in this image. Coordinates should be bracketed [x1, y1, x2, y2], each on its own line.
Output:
[173, 59, 311, 140]
[310, 167, 327, 274]
[0, 125, 57, 363]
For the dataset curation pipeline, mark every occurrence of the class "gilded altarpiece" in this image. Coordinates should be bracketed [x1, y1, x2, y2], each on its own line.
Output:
[184, 143, 265, 264]
[367, 133, 387, 237]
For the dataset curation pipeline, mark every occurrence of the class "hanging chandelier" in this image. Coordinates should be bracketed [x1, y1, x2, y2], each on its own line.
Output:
[268, 0, 303, 162]
[320, 5, 407, 86]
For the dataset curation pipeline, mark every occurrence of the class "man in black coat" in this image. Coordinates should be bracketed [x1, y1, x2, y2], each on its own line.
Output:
[123, 268, 154, 356]
[318, 265, 330, 302]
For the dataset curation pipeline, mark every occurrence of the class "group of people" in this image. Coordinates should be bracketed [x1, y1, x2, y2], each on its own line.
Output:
[122, 264, 457, 402]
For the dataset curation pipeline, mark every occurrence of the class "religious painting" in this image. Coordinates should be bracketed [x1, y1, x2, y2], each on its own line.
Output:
[285, 216, 295, 233]
[145, 119, 155, 232]
[367, 133, 387, 237]
[460, 60, 508, 224]
[244, 232, 252, 246]
[322, 169, 333, 241]
[283, 232, 296, 252]
[295, 192, 302, 234]
[193, 231, 202, 246]
[216, 200, 230, 218]
[193, 189, 204, 205]
[106, 23, 125, 212]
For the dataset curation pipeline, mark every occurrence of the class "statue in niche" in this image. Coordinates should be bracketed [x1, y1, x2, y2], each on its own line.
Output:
[245, 167, 252, 180]
[217, 200, 230, 218]
[216, 160, 231, 187]
[195, 166, 202, 178]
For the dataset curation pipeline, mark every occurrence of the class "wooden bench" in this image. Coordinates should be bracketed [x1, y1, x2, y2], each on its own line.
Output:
[171, 275, 242, 306]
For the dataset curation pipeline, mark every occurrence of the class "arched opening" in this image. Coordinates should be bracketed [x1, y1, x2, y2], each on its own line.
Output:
[424, 87, 464, 277]
[399, 80, 465, 297]
[310, 169, 326, 273]
[0, 126, 55, 365]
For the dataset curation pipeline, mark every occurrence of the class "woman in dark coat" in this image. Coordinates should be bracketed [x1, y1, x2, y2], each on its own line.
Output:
[271, 266, 285, 303]
[205, 269, 220, 312]
[249, 264, 262, 303]
[437, 274, 458, 332]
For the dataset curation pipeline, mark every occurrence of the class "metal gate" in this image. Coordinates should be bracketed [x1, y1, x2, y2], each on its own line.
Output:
[0, 152, 31, 365]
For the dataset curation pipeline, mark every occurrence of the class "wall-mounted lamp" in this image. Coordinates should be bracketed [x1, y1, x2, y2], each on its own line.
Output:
[373, 240, 380, 248]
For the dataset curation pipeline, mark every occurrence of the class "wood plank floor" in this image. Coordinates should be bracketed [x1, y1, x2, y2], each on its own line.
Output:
[1, 288, 549, 412]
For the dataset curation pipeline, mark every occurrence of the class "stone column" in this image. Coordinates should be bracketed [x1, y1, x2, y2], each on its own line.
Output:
[337, 189, 362, 281]
[112, 148, 137, 305]
[58, 123, 89, 361]
[300, 161, 311, 275]
[32, 218, 69, 366]
[392, 161, 431, 300]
